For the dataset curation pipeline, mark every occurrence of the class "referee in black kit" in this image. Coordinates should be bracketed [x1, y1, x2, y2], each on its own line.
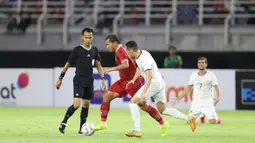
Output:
[56, 28, 106, 134]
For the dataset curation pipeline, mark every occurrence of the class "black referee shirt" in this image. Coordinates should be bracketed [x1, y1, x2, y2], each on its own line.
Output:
[67, 45, 101, 86]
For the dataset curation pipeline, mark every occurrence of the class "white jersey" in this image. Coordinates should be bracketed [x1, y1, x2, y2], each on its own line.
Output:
[135, 50, 166, 103]
[135, 50, 163, 83]
[188, 70, 218, 102]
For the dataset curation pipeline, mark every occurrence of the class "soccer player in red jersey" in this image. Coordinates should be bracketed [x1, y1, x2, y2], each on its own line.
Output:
[93, 35, 168, 137]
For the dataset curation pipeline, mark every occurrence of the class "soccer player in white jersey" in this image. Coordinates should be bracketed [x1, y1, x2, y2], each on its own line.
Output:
[173, 57, 221, 124]
[124, 41, 196, 138]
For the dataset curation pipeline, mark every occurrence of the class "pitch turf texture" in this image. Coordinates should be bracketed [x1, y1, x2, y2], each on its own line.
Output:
[0, 107, 254, 143]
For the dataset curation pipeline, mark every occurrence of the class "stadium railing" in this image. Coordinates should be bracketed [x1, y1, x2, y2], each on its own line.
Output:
[110, 0, 255, 47]
[1, 0, 255, 48]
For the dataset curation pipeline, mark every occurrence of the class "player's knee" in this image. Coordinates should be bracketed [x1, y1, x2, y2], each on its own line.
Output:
[103, 92, 116, 102]
[137, 102, 147, 111]
[130, 95, 140, 104]
[103, 94, 113, 102]
[73, 98, 81, 109]
[73, 103, 81, 109]
[82, 100, 90, 108]
[156, 102, 166, 114]
[158, 108, 165, 114]
[208, 119, 217, 124]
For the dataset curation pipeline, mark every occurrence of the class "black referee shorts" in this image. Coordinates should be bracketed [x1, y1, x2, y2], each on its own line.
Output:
[73, 83, 94, 100]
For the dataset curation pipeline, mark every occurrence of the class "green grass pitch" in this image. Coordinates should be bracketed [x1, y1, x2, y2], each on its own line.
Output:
[0, 107, 254, 143]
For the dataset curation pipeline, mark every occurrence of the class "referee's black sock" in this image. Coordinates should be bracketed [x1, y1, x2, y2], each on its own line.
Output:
[62, 105, 78, 124]
[79, 107, 89, 131]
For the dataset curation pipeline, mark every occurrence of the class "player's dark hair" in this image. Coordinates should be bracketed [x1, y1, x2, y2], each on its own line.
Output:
[168, 45, 176, 50]
[197, 57, 208, 64]
[105, 34, 120, 44]
[81, 27, 94, 35]
[125, 40, 139, 51]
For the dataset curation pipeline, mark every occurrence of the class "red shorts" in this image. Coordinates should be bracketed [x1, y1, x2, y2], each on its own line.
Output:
[108, 79, 142, 98]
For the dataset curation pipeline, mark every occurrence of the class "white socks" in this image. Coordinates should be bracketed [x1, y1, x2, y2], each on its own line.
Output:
[162, 108, 189, 122]
[129, 103, 141, 132]
[188, 111, 202, 120]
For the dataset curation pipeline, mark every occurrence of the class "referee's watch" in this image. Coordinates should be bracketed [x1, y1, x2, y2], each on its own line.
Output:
[102, 77, 106, 80]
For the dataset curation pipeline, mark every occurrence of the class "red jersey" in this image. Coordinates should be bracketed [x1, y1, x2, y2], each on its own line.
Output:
[115, 45, 139, 82]
[108, 45, 143, 97]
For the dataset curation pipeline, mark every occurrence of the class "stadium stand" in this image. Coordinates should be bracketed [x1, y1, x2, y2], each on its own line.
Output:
[0, 0, 255, 51]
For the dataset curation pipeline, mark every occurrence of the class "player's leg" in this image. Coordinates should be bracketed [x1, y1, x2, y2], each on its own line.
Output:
[78, 99, 90, 134]
[127, 84, 168, 137]
[93, 80, 124, 131]
[199, 113, 206, 124]
[203, 105, 218, 124]
[59, 84, 82, 134]
[156, 102, 189, 121]
[78, 83, 93, 134]
[187, 102, 204, 131]
[153, 83, 196, 132]
[100, 90, 120, 123]
[216, 112, 221, 124]
[125, 80, 143, 136]
[125, 95, 142, 138]
[200, 98, 220, 124]
[154, 83, 189, 122]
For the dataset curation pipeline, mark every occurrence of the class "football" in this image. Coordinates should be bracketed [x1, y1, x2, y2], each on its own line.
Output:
[81, 122, 95, 136]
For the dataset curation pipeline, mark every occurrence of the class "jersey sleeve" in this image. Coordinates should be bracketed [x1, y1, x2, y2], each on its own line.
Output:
[177, 55, 183, 66]
[142, 53, 153, 71]
[67, 47, 78, 65]
[188, 74, 193, 86]
[163, 57, 169, 68]
[117, 48, 128, 63]
[211, 72, 218, 86]
[94, 47, 101, 62]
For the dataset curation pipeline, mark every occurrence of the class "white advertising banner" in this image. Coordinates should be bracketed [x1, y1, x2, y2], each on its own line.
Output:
[54, 68, 236, 110]
[0, 68, 236, 110]
[0, 69, 53, 106]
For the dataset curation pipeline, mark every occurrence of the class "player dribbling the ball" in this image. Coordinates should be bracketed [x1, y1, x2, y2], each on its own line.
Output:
[125, 41, 196, 138]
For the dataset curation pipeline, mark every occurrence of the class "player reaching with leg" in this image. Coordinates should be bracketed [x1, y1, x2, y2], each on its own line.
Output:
[93, 35, 168, 137]
[173, 57, 220, 124]
[124, 41, 196, 138]
[56, 28, 106, 134]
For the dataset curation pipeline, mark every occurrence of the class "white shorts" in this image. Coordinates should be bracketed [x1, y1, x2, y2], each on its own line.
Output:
[189, 100, 218, 120]
[135, 79, 166, 104]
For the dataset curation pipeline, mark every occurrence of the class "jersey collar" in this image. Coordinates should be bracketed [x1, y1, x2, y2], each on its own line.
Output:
[115, 44, 122, 52]
[81, 45, 92, 51]
[197, 70, 207, 76]
[136, 50, 142, 59]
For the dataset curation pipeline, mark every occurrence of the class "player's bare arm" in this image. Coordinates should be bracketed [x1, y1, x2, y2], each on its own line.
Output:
[56, 62, 70, 89]
[103, 60, 129, 72]
[126, 67, 141, 89]
[214, 84, 220, 105]
[173, 85, 192, 105]
[140, 69, 153, 100]
[95, 60, 106, 90]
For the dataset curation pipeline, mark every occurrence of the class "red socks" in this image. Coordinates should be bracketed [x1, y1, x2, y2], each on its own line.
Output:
[100, 101, 110, 122]
[101, 101, 165, 125]
[217, 115, 221, 124]
[146, 105, 165, 125]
